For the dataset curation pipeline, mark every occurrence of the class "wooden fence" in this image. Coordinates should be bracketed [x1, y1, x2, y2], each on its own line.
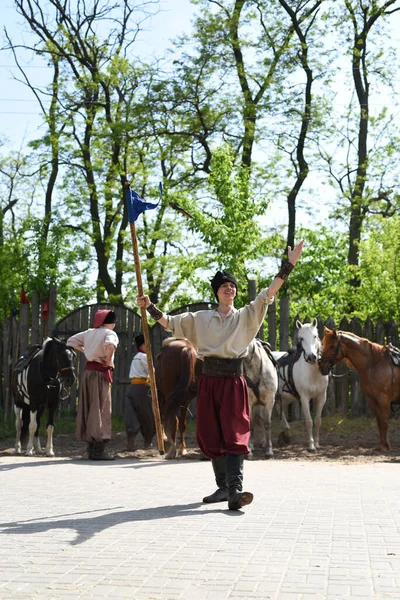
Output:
[1, 285, 399, 421]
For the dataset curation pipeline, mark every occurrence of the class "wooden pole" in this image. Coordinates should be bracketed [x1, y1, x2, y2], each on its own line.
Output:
[128, 219, 165, 456]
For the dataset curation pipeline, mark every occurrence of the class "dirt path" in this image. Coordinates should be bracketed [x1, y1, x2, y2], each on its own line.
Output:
[2, 415, 400, 464]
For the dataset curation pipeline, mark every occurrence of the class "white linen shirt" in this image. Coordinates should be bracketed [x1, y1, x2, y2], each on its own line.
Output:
[165, 289, 274, 359]
[129, 352, 148, 379]
[67, 327, 119, 363]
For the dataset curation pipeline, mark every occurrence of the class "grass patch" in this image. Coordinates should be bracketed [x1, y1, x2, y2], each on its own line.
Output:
[0, 410, 126, 440]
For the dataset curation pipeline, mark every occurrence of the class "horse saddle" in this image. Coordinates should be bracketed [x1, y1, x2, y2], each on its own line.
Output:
[14, 345, 42, 375]
[258, 340, 279, 368]
[388, 343, 400, 367]
[275, 344, 302, 368]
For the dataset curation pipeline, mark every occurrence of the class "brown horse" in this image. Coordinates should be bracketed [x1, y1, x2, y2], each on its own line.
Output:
[156, 337, 278, 459]
[155, 338, 201, 459]
[318, 328, 400, 452]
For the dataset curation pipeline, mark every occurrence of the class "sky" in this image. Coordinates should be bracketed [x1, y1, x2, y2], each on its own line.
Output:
[0, 0, 196, 144]
[1, 1, 400, 234]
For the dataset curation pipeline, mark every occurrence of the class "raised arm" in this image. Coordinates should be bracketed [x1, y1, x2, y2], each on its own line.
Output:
[267, 239, 304, 299]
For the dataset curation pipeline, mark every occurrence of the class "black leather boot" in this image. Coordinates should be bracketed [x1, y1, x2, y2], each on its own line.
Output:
[91, 441, 115, 461]
[226, 454, 253, 510]
[87, 442, 94, 459]
[203, 456, 229, 503]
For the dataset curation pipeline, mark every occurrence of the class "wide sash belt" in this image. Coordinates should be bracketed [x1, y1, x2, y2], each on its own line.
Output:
[85, 361, 113, 383]
[131, 377, 149, 385]
[203, 356, 244, 378]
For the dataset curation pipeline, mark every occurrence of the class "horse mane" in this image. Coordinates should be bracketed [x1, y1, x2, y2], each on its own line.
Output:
[162, 337, 195, 349]
[338, 330, 386, 362]
[162, 337, 178, 347]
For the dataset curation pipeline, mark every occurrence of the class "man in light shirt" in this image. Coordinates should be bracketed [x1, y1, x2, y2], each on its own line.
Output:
[137, 240, 304, 510]
[124, 334, 155, 451]
[67, 309, 119, 461]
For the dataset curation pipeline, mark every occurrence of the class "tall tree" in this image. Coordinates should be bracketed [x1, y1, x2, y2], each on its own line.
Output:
[321, 0, 400, 292]
[7, 0, 159, 302]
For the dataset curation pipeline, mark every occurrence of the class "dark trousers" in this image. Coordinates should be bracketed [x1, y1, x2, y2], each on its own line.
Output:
[196, 374, 250, 459]
[124, 384, 155, 446]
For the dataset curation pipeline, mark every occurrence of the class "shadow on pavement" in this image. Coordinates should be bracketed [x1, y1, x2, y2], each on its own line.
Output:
[0, 502, 243, 545]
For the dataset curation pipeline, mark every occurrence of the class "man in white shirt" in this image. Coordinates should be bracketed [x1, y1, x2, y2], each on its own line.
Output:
[124, 334, 155, 451]
[137, 240, 304, 510]
[67, 309, 119, 461]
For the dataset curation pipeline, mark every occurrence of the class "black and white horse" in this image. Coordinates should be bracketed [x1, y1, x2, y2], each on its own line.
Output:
[12, 337, 76, 457]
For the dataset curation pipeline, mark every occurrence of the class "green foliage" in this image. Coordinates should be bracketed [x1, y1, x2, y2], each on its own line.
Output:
[349, 216, 400, 322]
[178, 145, 272, 306]
[284, 225, 350, 322]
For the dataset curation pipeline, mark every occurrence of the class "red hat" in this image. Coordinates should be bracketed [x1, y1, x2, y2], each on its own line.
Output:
[93, 310, 116, 328]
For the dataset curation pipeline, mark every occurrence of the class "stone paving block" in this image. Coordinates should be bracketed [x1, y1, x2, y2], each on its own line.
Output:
[2, 457, 400, 599]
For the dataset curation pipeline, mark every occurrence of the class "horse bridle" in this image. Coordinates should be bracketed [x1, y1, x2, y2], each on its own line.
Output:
[41, 346, 76, 386]
[318, 333, 344, 374]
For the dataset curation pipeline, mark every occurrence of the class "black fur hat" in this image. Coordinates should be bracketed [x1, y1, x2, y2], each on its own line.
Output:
[210, 270, 238, 300]
[135, 333, 145, 348]
[102, 310, 117, 324]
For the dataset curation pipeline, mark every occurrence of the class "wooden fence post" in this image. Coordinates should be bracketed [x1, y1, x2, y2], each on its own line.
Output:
[2, 318, 11, 421]
[248, 279, 264, 340]
[31, 291, 40, 346]
[267, 300, 277, 350]
[279, 297, 290, 350]
[19, 303, 29, 355]
[48, 285, 57, 336]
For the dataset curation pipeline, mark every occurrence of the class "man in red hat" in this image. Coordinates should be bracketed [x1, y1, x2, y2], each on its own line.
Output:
[137, 241, 304, 510]
[67, 310, 119, 460]
[124, 333, 155, 451]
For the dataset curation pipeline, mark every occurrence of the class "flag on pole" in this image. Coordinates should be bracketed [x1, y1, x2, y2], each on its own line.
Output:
[125, 183, 162, 223]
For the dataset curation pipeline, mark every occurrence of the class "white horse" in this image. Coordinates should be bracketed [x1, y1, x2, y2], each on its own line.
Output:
[245, 338, 279, 459]
[273, 319, 329, 452]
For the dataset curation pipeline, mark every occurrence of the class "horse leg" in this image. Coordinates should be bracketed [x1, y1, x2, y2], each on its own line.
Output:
[313, 394, 326, 450]
[370, 397, 391, 452]
[14, 406, 23, 455]
[26, 411, 38, 456]
[178, 406, 188, 457]
[33, 407, 44, 455]
[165, 417, 178, 459]
[278, 399, 291, 445]
[45, 403, 55, 457]
[262, 404, 274, 459]
[300, 396, 316, 452]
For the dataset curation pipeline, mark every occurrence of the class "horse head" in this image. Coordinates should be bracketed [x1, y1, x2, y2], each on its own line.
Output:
[295, 318, 321, 364]
[51, 337, 77, 386]
[318, 327, 342, 375]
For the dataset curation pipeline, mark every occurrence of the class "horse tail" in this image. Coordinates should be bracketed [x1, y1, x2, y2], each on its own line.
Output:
[162, 343, 197, 430]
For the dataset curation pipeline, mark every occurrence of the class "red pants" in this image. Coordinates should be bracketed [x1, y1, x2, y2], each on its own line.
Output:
[196, 374, 250, 459]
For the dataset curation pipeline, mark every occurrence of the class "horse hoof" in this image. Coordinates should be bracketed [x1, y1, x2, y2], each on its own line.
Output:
[307, 448, 317, 453]
[165, 449, 177, 460]
[264, 453, 274, 460]
[278, 431, 290, 446]
[46, 451, 55, 457]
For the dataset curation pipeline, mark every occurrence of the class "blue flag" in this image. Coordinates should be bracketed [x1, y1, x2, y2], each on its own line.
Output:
[125, 183, 162, 223]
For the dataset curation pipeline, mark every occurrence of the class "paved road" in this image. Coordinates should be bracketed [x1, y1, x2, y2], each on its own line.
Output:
[1, 454, 400, 600]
